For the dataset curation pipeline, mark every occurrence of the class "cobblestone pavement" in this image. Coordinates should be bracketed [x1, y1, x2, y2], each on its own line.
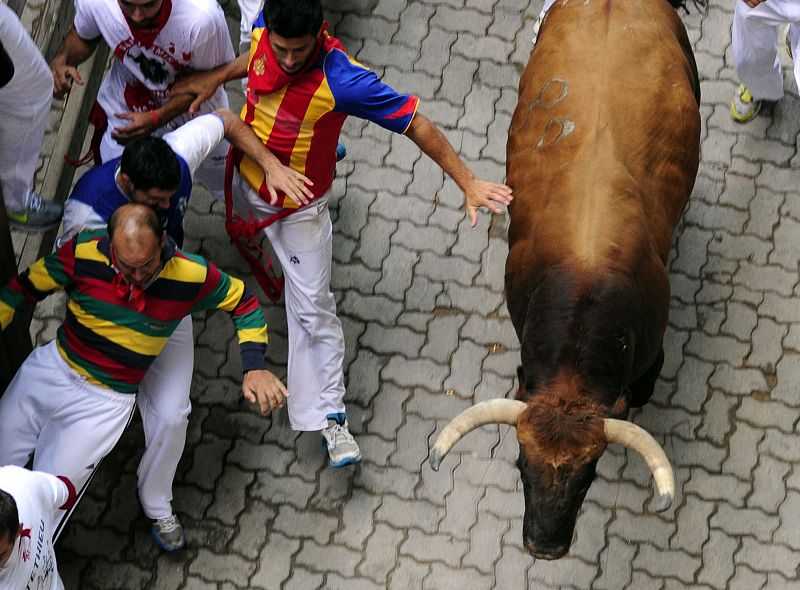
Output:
[11, 0, 800, 587]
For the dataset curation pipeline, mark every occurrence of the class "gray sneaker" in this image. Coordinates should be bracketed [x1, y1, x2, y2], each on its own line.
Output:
[7, 190, 63, 232]
[151, 514, 186, 552]
[322, 413, 362, 467]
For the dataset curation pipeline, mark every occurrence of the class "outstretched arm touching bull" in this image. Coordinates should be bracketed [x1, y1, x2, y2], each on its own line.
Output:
[404, 113, 512, 227]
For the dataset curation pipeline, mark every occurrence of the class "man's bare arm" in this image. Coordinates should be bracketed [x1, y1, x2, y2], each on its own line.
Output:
[214, 108, 314, 206]
[404, 113, 513, 227]
[174, 53, 250, 115]
[50, 27, 100, 98]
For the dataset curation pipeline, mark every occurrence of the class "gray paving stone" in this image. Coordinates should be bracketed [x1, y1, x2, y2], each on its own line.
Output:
[595, 536, 636, 589]
[356, 463, 418, 499]
[84, 561, 152, 590]
[633, 544, 701, 584]
[250, 471, 315, 510]
[438, 483, 484, 540]
[696, 391, 736, 445]
[250, 532, 300, 590]
[387, 557, 430, 590]
[376, 495, 443, 534]
[672, 357, 714, 412]
[185, 438, 231, 491]
[568, 502, 610, 564]
[736, 397, 794, 433]
[609, 509, 674, 550]
[400, 529, 468, 567]
[737, 537, 797, 579]
[439, 55, 479, 105]
[230, 500, 276, 560]
[728, 565, 768, 590]
[294, 540, 363, 577]
[443, 340, 488, 396]
[392, 413, 437, 473]
[334, 492, 382, 551]
[382, 356, 449, 389]
[494, 545, 531, 590]
[207, 465, 253, 525]
[749, 455, 790, 513]
[326, 574, 387, 590]
[749, 317, 788, 367]
[405, 276, 445, 312]
[527, 556, 598, 589]
[423, 563, 494, 589]
[272, 506, 338, 544]
[283, 568, 324, 590]
[684, 469, 748, 507]
[394, 2, 435, 47]
[188, 549, 255, 586]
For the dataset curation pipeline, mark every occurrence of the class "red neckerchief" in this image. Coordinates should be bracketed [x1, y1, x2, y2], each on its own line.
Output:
[246, 22, 344, 97]
[123, 0, 172, 48]
[109, 247, 152, 313]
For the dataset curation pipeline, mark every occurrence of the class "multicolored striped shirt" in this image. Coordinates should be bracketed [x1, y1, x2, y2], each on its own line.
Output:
[239, 16, 419, 208]
[0, 229, 268, 393]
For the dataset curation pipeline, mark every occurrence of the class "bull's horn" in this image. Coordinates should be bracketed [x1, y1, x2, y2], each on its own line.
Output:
[429, 399, 527, 471]
[603, 419, 675, 512]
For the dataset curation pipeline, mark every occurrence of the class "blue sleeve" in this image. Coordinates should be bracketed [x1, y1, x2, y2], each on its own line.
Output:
[326, 49, 419, 134]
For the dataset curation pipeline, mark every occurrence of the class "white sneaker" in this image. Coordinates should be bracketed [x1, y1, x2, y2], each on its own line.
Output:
[322, 413, 362, 467]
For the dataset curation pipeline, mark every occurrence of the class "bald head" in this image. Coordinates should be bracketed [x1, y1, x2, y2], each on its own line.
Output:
[108, 204, 165, 287]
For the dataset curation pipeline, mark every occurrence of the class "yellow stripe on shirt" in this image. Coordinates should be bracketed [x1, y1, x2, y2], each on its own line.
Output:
[66, 299, 169, 356]
[238, 326, 269, 345]
[289, 77, 336, 175]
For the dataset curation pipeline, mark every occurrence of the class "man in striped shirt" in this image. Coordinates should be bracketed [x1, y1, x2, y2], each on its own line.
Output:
[174, 0, 514, 468]
[0, 204, 286, 536]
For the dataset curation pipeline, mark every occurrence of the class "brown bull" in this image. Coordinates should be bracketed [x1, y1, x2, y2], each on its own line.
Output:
[430, 0, 700, 560]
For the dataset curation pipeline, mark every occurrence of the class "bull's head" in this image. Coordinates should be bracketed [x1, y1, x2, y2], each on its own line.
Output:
[429, 398, 673, 559]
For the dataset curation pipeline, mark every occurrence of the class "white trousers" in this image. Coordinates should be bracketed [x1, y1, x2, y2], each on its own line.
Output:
[0, 5, 53, 212]
[237, 0, 264, 55]
[234, 174, 346, 430]
[733, 0, 800, 100]
[0, 341, 137, 535]
[136, 315, 194, 519]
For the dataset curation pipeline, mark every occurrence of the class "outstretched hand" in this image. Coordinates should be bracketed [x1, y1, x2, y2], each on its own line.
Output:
[242, 369, 289, 416]
[464, 177, 513, 227]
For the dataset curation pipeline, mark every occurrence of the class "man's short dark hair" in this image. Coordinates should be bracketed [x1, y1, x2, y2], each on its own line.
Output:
[0, 488, 18, 546]
[266, 0, 322, 38]
[120, 136, 181, 193]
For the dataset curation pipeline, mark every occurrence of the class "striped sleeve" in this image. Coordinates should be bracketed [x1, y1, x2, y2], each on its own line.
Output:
[195, 261, 268, 372]
[0, 237, 76, 330]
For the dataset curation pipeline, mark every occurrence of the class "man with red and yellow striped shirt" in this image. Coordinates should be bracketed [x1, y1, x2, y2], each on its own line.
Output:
[0, 204, 286, 532]
[175, 0, 513, 467]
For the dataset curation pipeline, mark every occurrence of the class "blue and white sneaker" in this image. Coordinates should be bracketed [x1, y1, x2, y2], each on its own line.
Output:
[151, 514, 186, 552]
[322, 413, 362, 467]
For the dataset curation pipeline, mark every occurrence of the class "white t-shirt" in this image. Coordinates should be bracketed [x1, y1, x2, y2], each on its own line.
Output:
[73, 0, 234, 127]
[57, 112, 226, 248]
[0, 4, 52, 115]
[0, 466, 72, 590]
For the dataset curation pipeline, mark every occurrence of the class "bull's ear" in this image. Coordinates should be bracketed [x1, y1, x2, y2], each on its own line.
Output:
[610, 388, 630, 419]
[516, 366, 526, 400]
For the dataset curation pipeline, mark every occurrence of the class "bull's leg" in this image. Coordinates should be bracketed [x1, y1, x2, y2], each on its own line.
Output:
[629, 348, 665, 408]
